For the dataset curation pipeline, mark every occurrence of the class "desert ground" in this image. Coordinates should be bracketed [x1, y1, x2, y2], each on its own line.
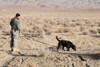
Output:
[0, 9, 100, 67]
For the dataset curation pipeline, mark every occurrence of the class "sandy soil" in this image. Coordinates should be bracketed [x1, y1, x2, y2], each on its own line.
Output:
[0, 10, 100, 67]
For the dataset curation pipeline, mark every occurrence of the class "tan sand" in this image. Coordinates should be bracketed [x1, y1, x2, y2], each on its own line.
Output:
[0, 9, 100, 67]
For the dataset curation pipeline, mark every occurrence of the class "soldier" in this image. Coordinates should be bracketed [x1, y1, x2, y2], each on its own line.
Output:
[10, 13, 21, 51]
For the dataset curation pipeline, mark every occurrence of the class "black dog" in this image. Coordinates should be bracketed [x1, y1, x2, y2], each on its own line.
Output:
[56, 36, 76, 51]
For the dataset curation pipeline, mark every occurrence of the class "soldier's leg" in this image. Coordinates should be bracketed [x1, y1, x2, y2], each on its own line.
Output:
[10, 30, 19, 51]
[13, 31, 19, 51]
[10, 30, 14, 51]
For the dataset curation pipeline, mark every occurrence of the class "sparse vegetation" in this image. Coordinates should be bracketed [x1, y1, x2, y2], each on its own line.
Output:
[0, 9, 100, 67]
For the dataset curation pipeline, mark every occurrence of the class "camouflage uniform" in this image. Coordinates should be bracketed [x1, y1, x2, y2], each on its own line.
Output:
[10, 17, 21, 48]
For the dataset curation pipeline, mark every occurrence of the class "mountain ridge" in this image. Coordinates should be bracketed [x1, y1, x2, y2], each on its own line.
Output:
[0, 0, 100, 9]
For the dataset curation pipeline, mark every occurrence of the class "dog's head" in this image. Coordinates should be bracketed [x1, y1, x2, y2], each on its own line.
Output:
[72, 45, 76, 51]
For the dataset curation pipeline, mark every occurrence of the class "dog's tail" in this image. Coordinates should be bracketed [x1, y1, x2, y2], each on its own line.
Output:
[56, 36, 60, 41]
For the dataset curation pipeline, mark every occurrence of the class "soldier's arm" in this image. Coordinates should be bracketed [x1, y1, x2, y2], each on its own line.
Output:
[10, 19, 13, 26]
[16, 21, 21, 32]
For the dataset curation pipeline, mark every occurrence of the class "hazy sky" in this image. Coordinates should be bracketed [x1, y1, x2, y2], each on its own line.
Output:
[0, 0, 100, 7]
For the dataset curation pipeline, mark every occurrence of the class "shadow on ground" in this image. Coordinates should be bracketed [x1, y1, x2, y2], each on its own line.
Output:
[58, 52, 100, 60]
[46, 46, 100, 60]
[6, 51, 44, 57]
[93, 35, 100, 38]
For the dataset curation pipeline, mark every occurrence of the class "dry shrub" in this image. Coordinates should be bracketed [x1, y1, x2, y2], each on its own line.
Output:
[44, 29, 52, 35]
[75, 23, 81, 26]
[82, 32, 88, 35]
[97, 29, 100, 33]
[37, 29, 45, 38]
[57, 28, 69, 33]
[80, 27, 85, 31]
[32, 33, 40, 37]
[2, 30, 10, 35]
[99, 24, 100, 27]
[49, 20, 55, 25]
[63, 23, 68, 27]
[89, 29, 97, 34]
[72, 20, 77, 22]
[71, 23, 76, 27]
[32, 29, 45, 38]
[82, 30, 89, 35]
[90, 24, 95, 27]
[0, 24, 2, 29]
[32, 26, 40, 30]
[85, 22, 91, 25]
[28, 62, 38, 67]
[94, 22, 100, 27]
[43, 24, 51, 29]
[22, 29, 30, 33]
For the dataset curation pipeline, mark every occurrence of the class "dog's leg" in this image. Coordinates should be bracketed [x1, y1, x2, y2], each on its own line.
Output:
[57, 42, 61, 51]
[62, 46, 65, 51]
[67, 47, 70, 51]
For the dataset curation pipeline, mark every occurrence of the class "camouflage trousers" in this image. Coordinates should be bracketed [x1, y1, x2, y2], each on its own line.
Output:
[10, 30, 19, 48]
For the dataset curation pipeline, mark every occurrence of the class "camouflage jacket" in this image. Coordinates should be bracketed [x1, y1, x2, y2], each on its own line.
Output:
[10, 17, 21, 31]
